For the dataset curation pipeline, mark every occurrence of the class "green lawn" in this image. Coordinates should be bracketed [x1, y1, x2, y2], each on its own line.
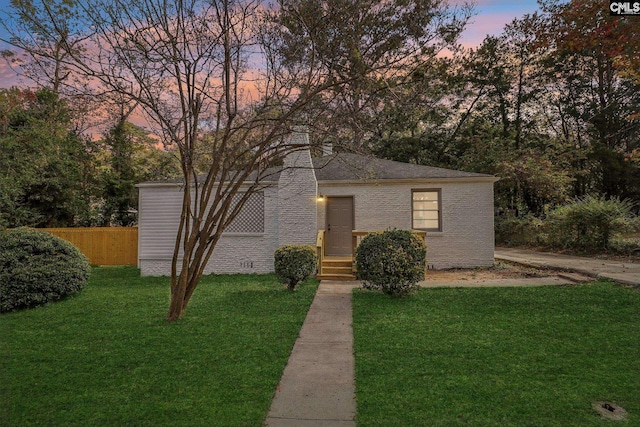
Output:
[353, 282, 640, 426]
[1, 267, 317, 427]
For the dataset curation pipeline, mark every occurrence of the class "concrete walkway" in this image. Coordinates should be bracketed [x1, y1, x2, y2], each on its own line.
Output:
[264, 273, 571, 427]
[265, 250, 639, 426]
[264, 281, 357, 427]
[496, 247, 640, 286]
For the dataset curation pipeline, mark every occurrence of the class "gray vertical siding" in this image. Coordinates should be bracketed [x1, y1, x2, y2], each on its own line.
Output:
[137, 184, 279, 276]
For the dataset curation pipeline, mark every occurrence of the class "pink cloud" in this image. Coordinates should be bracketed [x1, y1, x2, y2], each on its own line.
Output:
[0, 40, 27, 89]
[458, 11, 526, 48]
[0, 59, 23, 88]
[448, 0, 503, 5]
[457, 0, 542, 48]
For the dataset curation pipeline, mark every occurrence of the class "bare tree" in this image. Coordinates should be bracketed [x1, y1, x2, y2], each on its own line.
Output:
[271, 0, 473, 150]
[0, 0, 102, 132]
[0, 0, 85, 92]
[20, 0, 468, 320]
[48, 0, 342, 320]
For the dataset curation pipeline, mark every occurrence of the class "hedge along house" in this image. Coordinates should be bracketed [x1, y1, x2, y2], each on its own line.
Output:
[137, 128, 499, 278]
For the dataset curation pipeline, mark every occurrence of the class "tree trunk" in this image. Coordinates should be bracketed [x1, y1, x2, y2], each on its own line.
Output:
[167, 269, 187, 321]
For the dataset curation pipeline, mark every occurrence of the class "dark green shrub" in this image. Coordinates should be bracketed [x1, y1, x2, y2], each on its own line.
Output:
[495, 214, 545, 247]
[0, 228, 90, 313]
[545, 195, 635, 253]
[608, 237, 640, 256]
[355, 229, 427, 297]
[274, 245, 317, 291]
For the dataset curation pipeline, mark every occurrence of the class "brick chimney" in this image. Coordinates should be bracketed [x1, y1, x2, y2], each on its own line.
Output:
[277, 126, 318, 246]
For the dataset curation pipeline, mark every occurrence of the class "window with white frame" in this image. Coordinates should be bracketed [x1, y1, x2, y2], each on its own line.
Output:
[412, 189, 441, 231]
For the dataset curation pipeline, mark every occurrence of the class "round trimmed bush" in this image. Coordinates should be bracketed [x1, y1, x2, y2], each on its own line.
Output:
[0, 228, 90, 313]
[355, 229, 427, 297]
[274, 245, 317, 291]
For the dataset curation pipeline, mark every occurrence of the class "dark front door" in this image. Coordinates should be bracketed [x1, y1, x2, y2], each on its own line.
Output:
[325, 197, 354, 256]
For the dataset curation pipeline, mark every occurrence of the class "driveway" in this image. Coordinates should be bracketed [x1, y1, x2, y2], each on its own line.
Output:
[495, 247, 640, 286]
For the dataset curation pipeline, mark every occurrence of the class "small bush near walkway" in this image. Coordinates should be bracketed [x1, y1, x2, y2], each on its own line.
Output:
[355, 229, 426, 297]
[274, 245, 317, 290]
[1, 267, 317, 426]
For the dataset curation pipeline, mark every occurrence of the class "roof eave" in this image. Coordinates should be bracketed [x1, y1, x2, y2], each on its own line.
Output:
[317, 176, 500, 186]
[135, 180, 279, 188]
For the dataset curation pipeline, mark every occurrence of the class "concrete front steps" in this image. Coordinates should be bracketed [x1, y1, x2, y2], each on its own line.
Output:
[316, 257, 356, 281]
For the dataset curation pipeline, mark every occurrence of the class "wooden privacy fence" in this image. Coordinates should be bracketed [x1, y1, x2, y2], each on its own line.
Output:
[40, 227, 138, 266]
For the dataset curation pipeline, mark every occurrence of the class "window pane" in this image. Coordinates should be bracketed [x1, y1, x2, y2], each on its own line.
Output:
[413, 191, 438, 201]
[412, 189, 441, 231]
[413, 201, 439, 210]
[413, 219, 439, 230]
[413, 210, 439, 220]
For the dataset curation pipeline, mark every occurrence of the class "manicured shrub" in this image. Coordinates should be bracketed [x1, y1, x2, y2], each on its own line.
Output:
[274, 245, 317, 291]
[355, 229, 426, 297]
[0, 228, 90, 313]
[545, 195, 635, 253]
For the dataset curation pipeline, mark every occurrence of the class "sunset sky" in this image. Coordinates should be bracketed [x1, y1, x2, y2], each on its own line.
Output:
[0, 0, 541, 88]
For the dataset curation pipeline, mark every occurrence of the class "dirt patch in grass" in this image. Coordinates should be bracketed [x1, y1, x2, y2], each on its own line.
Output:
[423, 261, 555, 282]
[592, 402, 628, 421]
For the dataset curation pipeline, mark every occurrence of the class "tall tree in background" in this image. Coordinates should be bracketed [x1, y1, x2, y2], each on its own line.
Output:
[0, 0, 86, 93]
[275, 0, 472, 150]
[538, 0, 640, 201]
[371, 57, 459, 166]
[0, 88, 94, 227]
[450, 14, 575, 215]
[98, 101, 139, 226]
[98, 117, 180, 226]
[0, 0, 103, 133]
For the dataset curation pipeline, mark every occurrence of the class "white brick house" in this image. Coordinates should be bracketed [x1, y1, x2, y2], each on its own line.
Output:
[137, 129, 499, 276]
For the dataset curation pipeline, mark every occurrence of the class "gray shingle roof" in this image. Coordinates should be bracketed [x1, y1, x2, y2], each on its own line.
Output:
[138, 152, 495, 186]
[312, 153, 495, 181]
